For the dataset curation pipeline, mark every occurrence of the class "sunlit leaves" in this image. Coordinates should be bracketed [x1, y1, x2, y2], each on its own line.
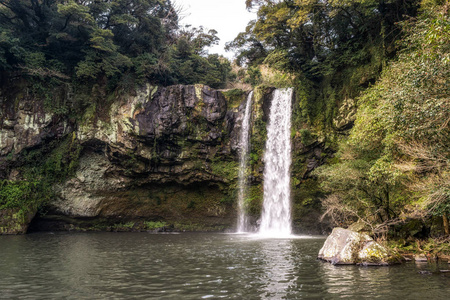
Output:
[57, 0, 95, 26]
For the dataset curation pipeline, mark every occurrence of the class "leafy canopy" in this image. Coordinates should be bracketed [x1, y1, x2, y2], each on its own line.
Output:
[0, 0, 232, 88]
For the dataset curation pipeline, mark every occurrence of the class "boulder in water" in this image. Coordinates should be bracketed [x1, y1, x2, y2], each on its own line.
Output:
[318, 227, 401, 266]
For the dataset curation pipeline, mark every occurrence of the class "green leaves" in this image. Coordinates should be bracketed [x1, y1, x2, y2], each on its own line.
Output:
[89, 29, 116, 52]
[0, 180, 39, 210]
[316, 2, 450, 229]
[57, 0, 95, 26]
[0, 0, 230, 87]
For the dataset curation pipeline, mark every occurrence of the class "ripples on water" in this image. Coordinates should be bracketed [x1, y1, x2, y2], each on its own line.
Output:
[0, 232, 449, 299]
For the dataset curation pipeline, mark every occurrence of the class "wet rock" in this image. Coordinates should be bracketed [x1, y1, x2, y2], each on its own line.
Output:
[347, 220, 371, 232]
[318, 227, 401, 265]
[306, 158, 319, 172]
[0, 208, 37, 234]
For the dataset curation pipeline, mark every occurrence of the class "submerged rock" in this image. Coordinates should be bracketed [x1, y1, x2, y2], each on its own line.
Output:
[318, 227, 401, 266]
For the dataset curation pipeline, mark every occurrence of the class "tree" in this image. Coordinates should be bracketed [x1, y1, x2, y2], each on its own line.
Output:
[315, 1, 450, 235]
[231, 0, 418, 78]
[170, 25, 231, 88]
[0, 0, 232, 88]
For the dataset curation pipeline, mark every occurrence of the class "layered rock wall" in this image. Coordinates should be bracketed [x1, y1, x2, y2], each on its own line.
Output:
[1, 84, 251, 232]
[0, 83, 332, 233]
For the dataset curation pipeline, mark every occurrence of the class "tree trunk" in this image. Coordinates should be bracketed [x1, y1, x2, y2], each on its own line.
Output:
[443, 213, 449, 235]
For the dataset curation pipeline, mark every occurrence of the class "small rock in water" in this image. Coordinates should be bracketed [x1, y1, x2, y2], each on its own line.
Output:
[418, 270, 432, 275]
[414, 255, 428, 263]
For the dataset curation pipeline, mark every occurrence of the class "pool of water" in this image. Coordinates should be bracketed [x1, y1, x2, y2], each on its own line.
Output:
[1, 232, 449, 299]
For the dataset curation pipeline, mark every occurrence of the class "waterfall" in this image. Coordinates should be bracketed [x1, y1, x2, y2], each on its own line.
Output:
[236, 91, 253, 233]
[259, 88, 293, 237]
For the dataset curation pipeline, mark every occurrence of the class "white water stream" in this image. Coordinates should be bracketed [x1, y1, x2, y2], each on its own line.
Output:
[259, 88, 293, 237]
[236, 91, 253, 233]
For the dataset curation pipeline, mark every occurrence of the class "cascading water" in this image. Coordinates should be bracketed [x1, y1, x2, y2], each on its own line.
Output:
[259, 88, 293, 237]
[236, 91, 253, 233]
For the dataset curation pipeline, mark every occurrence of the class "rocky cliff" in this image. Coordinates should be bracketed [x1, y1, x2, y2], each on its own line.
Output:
[0, 82, 333, 234]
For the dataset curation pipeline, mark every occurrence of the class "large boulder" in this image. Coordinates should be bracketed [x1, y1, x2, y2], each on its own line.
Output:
[318, 227, 401, 266]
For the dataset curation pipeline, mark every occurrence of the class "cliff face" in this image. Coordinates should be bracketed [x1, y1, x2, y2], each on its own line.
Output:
[0, 84, 249, 232]
[54, 84, 244, 229]
[0, 83, 334, 234]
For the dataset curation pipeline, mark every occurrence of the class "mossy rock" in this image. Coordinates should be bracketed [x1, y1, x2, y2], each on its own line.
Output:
[348, 220, 372, 233]
[0, 208, 36, 235]
[222, 89, 247, 109]
[318, 227, 402, 266]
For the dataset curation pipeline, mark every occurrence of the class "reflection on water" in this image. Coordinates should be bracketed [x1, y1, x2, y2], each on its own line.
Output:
[258, 239, 296, 299]
[0, 233, 449, 299]
[318, 256, 450, 299]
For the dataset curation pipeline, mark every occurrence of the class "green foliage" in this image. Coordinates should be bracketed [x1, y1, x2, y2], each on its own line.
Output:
[229, 0, 420, 136]
[315, 2, 450, 232]
[298, 129, 313, 145]
[245, 185, 263, 216]
[144, 221, 167, 230]
[222, 89, 246, 108]
[112, 222, 135, 230]
[245, 66, 262, 86]
[389, 236, 450, 255]
[0, 134, 82, 217]
[0, 0, 232, 89]
[234, 0, 418, 76]
[24, 133, 82, 183]
[169, 26, 232, 88]
[210, 160, 239, 182]
[0, 180, 43, 211]
[249, 152, 259, 166]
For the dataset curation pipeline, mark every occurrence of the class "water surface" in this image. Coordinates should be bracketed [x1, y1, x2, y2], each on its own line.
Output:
[1, 232, 449, 299]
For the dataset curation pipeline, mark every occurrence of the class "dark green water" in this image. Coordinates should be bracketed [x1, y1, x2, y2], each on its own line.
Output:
[1, 232, 449, 299]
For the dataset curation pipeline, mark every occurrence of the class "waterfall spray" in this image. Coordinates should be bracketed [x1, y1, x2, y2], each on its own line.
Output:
[259, 88, 293, 237]
[236, 91, 253, 233]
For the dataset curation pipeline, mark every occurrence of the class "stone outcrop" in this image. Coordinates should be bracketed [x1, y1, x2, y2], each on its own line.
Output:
[55, 85, 247, 228]
[0, 84, 251, 232]
[0, 82, 330, 234]
[0, 90, 72, 179]
[333, 98, 357, 131]
[318, 227, 402, 265]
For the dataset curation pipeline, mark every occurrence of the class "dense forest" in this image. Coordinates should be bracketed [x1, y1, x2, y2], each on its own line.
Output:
[231, 0, 449, 247]
[0, 0, 449, 253]
[0, 0, 232, 89]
